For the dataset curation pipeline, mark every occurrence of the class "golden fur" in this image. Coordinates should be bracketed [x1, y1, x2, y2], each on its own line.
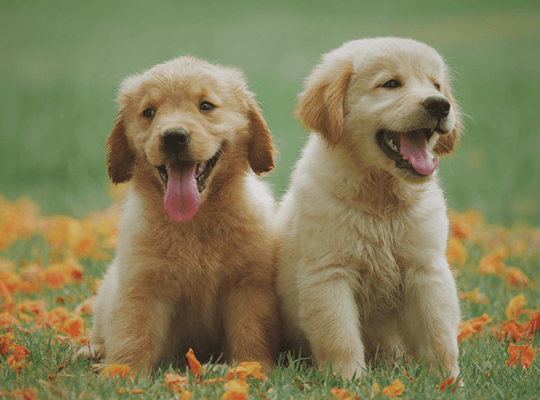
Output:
[276, 38, 462, 379]
[78, 56, 279, 374]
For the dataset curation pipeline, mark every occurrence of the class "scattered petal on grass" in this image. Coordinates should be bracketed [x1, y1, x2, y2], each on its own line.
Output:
[164, 373, 189, 392]
[225, 362, 264, 381]
[505, 267, 530, 287]
[330, 387, 358, 399]
[446, 237, 467, 267]
[60, 317, 84, 339]
[222, 380, 248, 400]
[439, 378, 460, 393]
[117, 388, 145, 395]
[0, 332, 15, 356]
[505, 294, 526, 321]
[16, 300, 47, 329]
[382, 380, 404, 397]
[458, 313, 493, 342]
[372, 382, 381, 395]
[0, 388, 38, 400]
[100, 364, 131, 379]
[459, 288, 488, 304]
[6, 344, 30, 373]
[506, 344, 536, 369]
[186, 348, 205, 379]
[0, 312, 18, 329]
[479, 253, 506, 275]
[46, 307, 69, 330]
[449, 210, 483, 239]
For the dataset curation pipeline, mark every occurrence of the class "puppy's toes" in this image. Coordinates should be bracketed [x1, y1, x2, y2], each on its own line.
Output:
[75, 342, 105, 361]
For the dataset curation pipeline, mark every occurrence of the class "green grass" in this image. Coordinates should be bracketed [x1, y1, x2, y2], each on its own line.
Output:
[1, 0, 540, 224]
[1, 225, 539, 399]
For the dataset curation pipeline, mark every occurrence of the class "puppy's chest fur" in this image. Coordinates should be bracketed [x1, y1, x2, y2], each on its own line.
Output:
[347, 213, 411, 316]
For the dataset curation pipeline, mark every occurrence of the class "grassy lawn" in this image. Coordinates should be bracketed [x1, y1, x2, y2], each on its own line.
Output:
[1, 198, 539, 399]
[1, 0, 540, 399]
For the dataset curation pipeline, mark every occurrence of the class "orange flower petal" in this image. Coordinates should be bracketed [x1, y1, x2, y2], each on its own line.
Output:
[330, 387, 356, 399]
[100, 364, 131, 379]
[382, 380, 404, 398]
[221, 380, 248, 400]
[439, 378, 460, 393]
[505, 294, 526, 321]
[186, 348, 205, 378]
[15, 300, 47, 329]
[60, 317, 85, 338]
[505, 267, 529, 287]
[0, 312, 18, 329]
[507, 344, 536, 369]
[372, 382, 381, 395]
[225, 362, 262, 381]
[458, 313, 493, 342]
[446, 237, 467, 267]
[478, 253, 506, 275]
[0, 332, 15, 356]
[46, 307, 69, 330]
[164, 373, 189, 392]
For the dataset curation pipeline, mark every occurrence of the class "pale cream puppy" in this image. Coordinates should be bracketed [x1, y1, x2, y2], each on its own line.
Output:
[77, 56, 279, 374]
[276, 37, 462, 379]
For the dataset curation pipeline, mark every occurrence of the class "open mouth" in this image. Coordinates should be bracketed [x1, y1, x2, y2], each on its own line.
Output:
[376, 128, 439, 176]
[155, 147, 222, 194]
[154, 147, 222, 223]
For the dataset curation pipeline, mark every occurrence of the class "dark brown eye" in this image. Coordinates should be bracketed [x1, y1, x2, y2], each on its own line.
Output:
[143, 109, 155, 118]
[434, 83, 441, 90]
[381, 79, 401, 89]
[199, 101, 215, 112]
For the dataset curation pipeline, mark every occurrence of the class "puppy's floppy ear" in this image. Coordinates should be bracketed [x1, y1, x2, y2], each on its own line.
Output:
[247, 98, 277, 175]
[106, 75, 140, 184]
[434, 76, 462, 156]
[106, 112, 135, 184]
[295, 57, 353, 147]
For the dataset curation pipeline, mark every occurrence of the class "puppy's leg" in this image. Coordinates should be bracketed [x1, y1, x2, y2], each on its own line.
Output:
[104, 288, 174, 376]
[76, 268, 116, 361]
[400, 260, 460, 377]
[222, 283, 279, 371]
[298, 268, 365, 379]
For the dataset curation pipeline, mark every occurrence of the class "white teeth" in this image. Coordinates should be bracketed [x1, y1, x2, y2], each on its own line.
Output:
[197, 162, 206, 176]
[385, 138, 398, 153]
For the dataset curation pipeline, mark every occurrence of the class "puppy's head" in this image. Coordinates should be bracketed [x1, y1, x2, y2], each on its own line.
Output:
[106, 56, 275, 222]
[295, 37, 461, 183]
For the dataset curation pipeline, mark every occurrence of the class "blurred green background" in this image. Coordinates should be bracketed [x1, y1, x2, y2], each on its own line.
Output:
[1, 0, 539, 226]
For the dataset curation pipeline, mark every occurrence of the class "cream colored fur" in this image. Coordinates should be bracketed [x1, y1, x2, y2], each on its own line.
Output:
[77, 56, 279, 375]
[276, 38, 462, 379]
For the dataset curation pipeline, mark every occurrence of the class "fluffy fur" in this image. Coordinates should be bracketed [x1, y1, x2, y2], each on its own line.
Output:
[78, 56, 279, 374]
[276, 38, 462, 379]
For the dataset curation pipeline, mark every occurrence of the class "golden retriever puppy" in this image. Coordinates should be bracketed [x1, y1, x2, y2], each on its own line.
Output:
[276, 38, 462, 379]
[78, 56, 279, 374]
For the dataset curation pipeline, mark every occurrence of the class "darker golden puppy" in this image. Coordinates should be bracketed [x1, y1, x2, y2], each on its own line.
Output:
[78, 56, 279, 374]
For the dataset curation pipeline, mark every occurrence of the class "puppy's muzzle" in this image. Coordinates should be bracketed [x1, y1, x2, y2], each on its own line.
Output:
[422, 96, 450, 121]
[161, 128, 190, 159]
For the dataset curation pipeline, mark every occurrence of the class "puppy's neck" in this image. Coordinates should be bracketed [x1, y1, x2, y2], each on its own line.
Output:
[312, 136, 432, 217]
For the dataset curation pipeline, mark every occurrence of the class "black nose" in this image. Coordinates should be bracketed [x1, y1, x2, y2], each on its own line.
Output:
[422, 96, 451, 119]
[161, 129, 190, 156]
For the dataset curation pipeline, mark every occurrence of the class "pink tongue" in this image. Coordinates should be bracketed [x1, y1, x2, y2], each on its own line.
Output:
[399, 131, 439, 176]
[163, 163, 200, 222]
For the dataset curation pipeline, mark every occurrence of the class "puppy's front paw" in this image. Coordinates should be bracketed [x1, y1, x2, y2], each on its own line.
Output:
[333, 360, 365, 380]
[75, 342, 105, 361]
